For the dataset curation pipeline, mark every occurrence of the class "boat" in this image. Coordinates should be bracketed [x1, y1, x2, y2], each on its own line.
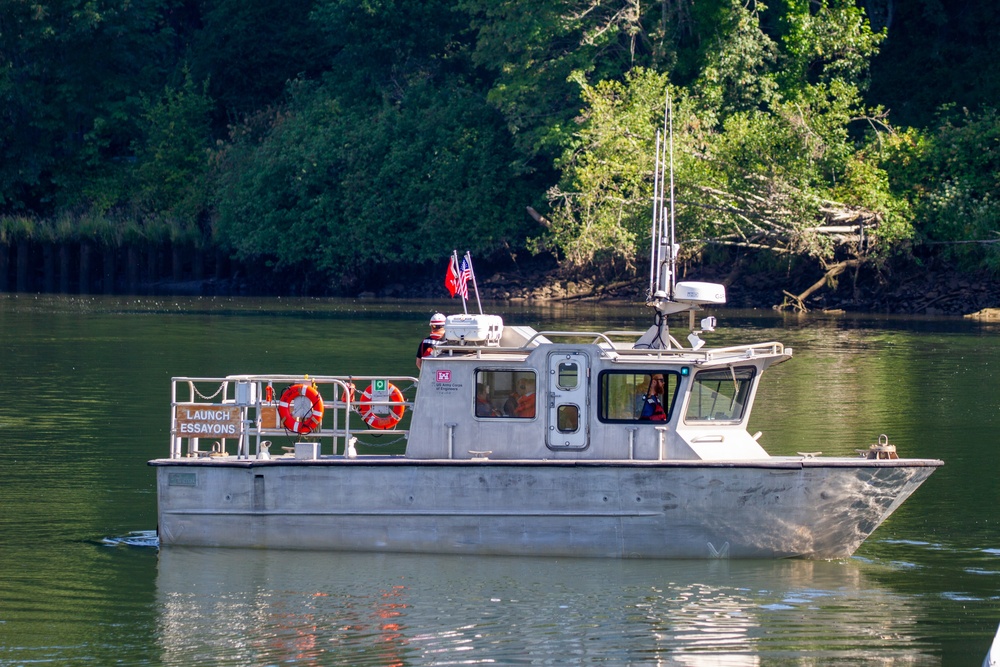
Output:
[149, 100, 942, 559]
[986, 622, 1000, 667]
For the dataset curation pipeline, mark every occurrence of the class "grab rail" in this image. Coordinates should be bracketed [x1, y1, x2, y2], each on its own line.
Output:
[433, 330, 788, 364]
[169, 374, 417, 460]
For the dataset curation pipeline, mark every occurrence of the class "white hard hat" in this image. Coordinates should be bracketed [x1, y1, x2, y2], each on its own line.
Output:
[430, 313, 446, 326]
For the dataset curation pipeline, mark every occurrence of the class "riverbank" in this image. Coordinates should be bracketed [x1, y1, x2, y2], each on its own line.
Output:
[373, 259, 1000, 318]
[5, 238, 997, 318]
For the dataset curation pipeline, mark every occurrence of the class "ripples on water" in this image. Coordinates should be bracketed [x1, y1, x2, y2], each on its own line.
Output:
[102, 530, 160, 547]
[3, 296, 1000, 665]
[151, 548, 942, 666]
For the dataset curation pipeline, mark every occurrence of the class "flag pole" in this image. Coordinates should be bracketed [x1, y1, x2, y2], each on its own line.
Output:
[465, 251, 483, 315]
[453, 249, 468, 314]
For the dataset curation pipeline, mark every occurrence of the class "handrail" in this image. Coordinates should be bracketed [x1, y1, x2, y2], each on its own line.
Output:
[610, 341, 787, 360]
[432, 333, 787, 364]
[525, 330, 646, 347]
[169, 375, 416, 460]
[435, 330, 648, 356]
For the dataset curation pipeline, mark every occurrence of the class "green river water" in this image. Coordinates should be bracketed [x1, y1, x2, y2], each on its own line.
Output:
[0, 294, 998, 665]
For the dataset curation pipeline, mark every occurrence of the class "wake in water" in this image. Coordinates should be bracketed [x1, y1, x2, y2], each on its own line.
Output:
[101, 530, 159, 548]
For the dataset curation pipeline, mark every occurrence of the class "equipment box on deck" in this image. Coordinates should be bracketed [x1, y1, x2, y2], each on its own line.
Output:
[445, 314, 503, 346]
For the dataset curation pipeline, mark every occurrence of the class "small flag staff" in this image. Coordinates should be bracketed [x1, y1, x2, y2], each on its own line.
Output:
[463, 251, 484, 315]
[448, 250, 467, 314]
[445, 249, 482, 315]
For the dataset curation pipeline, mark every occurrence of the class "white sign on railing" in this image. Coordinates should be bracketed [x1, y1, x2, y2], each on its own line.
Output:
[174, 405, 241, 436]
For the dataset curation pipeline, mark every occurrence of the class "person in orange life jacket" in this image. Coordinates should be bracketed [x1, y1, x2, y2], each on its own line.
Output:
[416, 313, 446, 370]
[639, 373, 667, 421]
[503, 379, 524, 416]
[503, 387, 521, 416]
[513, 377, 536, 418]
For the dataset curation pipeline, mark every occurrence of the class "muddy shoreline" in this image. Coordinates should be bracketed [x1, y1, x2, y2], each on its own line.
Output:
[372, 262, 1000, 319]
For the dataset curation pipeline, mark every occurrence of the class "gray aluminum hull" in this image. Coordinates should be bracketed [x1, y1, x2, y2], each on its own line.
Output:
[152, 456, 940, 559]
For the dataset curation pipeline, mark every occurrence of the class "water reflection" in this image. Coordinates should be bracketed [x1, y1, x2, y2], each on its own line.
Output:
[156, 548, 937, 666]
[5, 295, 1000, 663]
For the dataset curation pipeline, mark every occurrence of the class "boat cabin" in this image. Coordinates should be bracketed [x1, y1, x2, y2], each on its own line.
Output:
[407, 319, 792, 462]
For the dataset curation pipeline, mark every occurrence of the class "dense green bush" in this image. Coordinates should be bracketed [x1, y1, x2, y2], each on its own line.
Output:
[542, 1, 914, 280]
[3, 0, 1000, 291]
[213, 80, 534, 290]
[884, 109, 1000, 272]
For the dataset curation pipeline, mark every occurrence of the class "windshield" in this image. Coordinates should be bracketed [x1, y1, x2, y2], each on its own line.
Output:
[685, 367, 755, 422]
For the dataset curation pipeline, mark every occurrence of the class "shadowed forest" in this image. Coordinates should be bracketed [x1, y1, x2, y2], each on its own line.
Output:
[2, 0, 999, 311]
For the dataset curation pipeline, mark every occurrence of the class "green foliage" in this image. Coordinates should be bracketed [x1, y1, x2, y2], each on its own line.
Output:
[214, 79, 532, 289]
[0, 216, 37, 244]
[189, 0, 330, 119]
[460, 0, 673, 169]
[544, 69, 694, 277]
[133, 69, 215, 240]
[0, 0, 179, 214]
[545, 3, 913, 277]
[1, 0, 998, 293]
[867, 0, 1000, 128]
[896, 109, 1000, 271]
[777, 0, 884, 92]
[832, 149, 913, 249]
[694, 0, 779, 117]
[313, 0, 473, 104]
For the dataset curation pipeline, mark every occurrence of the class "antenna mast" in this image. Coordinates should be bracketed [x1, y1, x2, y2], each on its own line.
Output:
[643, 90, 684, 349]
[668, 90, 677, 298]
[642, 89, 727, 350]
[649, 91, 677, 302]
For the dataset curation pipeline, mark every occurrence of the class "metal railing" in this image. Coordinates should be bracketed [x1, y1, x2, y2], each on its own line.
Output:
[169, 374, 417, 459]
[433, 329, 788, 365]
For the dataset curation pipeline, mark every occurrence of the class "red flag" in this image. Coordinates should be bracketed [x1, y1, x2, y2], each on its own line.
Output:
[445, 256, 459, 297]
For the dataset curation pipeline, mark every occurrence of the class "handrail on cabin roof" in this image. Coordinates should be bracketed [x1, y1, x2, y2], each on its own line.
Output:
[433, 330, 788, 364]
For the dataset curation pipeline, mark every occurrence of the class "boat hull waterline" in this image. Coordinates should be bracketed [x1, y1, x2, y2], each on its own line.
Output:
[153, 457, 939, 559]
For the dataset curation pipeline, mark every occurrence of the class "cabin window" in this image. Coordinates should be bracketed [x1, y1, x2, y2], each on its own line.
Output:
[597, 371, 681, 423]
[685, 367, 755, 423]
[556, 361, 578, 390]
[556, 404, 580, 433]
[474, 370, 537, 419]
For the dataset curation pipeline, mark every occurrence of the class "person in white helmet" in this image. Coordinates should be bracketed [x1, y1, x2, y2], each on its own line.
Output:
[416, 313, 447, 369]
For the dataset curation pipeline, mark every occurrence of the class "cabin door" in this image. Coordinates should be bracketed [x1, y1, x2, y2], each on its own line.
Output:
[545, 352, 589, 449]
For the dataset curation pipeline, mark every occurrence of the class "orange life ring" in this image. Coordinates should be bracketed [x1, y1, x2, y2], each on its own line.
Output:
[277, 383, 324, 434]
[358, 382, 405, 430]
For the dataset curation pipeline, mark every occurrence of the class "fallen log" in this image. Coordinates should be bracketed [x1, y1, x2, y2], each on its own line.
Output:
[777, 259, 860, 312]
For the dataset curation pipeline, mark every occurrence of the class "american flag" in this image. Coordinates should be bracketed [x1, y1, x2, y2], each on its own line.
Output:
[457, 257, 472, 300]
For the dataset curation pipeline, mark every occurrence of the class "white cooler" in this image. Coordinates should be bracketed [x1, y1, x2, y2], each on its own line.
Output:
[445, 314, 504, 346]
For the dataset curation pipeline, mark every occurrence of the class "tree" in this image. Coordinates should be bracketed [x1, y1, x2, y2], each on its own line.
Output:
[543, 69, 675, 277]
[133, 68, 215, 239]
[460, 0, 670, 172]
[888, 109, 1000, 273]
[213, 79, 533, 292]
[544, 1, 913, 301]
[188, 0, 331, 122]
[0, 0, 184, 214]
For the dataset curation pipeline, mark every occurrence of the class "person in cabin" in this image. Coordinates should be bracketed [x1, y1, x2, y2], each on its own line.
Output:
[639, 373, 667, 421]
[513, 377, 536, 418]
[476, 383, 500, 417]
[415, 313, 447, 370]
[503, 383, 522, 416]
